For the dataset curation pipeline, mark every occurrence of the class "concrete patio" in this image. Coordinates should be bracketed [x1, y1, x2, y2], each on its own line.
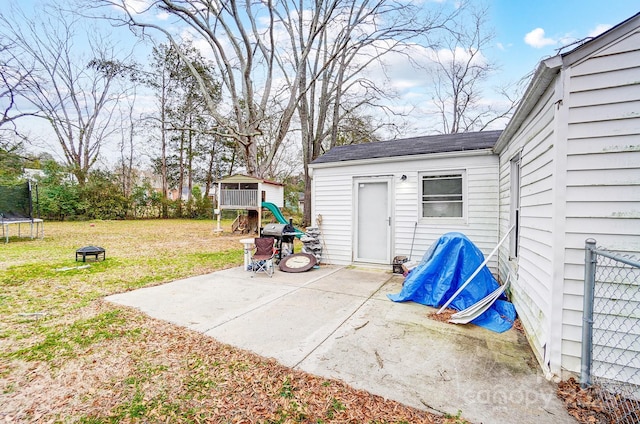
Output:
[106, 265, 576, 424]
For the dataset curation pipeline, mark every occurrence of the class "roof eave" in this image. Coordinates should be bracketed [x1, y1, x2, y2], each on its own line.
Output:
[218, 174, 284, 186]
[494, 55, 562, 154]
[308, 147, 495, 170]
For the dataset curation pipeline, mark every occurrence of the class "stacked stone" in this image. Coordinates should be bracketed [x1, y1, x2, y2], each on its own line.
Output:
[301, 226, 323, 263]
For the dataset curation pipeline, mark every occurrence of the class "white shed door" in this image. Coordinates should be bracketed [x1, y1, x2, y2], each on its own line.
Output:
[355, 179, 391, 263]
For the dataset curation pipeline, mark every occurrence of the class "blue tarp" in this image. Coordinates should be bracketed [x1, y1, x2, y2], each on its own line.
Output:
[387, 232, 516, 333]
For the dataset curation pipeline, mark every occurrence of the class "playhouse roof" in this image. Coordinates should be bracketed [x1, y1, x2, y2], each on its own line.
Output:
[310, 130, 502, 165]
[219, 174, 283, 186]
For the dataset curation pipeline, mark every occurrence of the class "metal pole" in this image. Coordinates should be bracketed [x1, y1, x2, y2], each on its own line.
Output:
[409, 222, 417, 261]
[437, 225, 515, 314]
[581, 238, 597, 388]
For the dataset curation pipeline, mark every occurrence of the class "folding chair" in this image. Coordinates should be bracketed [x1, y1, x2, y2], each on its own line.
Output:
[251, 237, 275, 277]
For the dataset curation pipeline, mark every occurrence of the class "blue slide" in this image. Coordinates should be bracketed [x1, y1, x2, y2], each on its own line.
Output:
[261, 202, 304, 238]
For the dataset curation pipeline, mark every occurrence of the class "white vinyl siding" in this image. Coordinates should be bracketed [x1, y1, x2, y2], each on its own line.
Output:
[497, 21, 640, 380]
[311, 173, 354, 265]
[311, 152, 499, 269]
[497, 81, 557, 369]
[262, 183, 284, 208]
[560, 27, 640, 375]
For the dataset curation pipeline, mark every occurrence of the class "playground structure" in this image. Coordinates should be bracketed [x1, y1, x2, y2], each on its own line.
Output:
[215, 174, 302, 236]
[229, 202, 303, 237]
[0, 181, 44, 243]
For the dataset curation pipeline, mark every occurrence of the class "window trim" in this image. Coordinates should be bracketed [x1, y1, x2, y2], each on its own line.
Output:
[509, 154, 521, 260]
[418, 170, 467, 223]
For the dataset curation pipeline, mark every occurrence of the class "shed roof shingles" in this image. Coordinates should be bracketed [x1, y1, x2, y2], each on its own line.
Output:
[311, 130, 502, 165]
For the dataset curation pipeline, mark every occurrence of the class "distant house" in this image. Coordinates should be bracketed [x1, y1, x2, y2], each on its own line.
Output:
[167, 187, 190, 201]
[309, 12, 640, 382]
[22, 168, 46, 181]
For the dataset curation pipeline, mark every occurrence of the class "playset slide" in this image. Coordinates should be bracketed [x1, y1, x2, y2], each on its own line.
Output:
[261, 202, 303, 238]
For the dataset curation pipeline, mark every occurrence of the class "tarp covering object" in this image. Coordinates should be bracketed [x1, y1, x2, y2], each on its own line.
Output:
[387, 232, 516, 333]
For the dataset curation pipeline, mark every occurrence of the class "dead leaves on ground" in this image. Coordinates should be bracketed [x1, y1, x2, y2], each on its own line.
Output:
[555, 377, 640, 424]
[2, 302, 450, 423]
[427, 308, 456, 323]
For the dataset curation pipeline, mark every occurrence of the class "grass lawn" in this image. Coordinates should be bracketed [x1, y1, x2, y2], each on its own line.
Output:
[0, 220, 451, 423]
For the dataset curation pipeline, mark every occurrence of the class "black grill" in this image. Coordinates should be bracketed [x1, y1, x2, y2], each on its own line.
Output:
[261, 222, 296, 262]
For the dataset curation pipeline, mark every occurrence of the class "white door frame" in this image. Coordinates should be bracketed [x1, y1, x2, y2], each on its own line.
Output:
[353, 176, 393, 264]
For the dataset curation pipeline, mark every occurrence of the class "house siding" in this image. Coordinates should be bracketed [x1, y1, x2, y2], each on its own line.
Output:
[560, 27, 640, 375]
[262, 183, 284, 208]
[497, 20, 640, 380]
[311, 152, 499, 269]
[497, 81, 558, 370]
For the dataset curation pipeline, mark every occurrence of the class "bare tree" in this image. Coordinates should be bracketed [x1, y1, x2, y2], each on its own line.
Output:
[429, 6, 518, 134]
[96, 2, 458, 177]
[145, 45, 173, 218]
[116, 83, 138, 198]
[0, 41, 37, 159]
[271, 1, 459, 223]
[97, 0, 300, 177]
[0, 44, 31, 131]
[96, 0, 463, 225]
[0, 5, 134, 185]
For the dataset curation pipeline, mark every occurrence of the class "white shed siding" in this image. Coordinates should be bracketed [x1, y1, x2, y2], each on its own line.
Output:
[311, 152, 499, 269]
[312, 173, 354, 265]
[497, 82, 558, 368]
[261, 183, 284, 208]
[560, 28, 640, 375]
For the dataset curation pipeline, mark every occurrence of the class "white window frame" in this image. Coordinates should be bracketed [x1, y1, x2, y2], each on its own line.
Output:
[419, 170, 467, 223]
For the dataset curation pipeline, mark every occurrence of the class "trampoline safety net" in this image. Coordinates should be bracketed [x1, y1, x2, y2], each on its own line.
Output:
[0, 181, 38, 220]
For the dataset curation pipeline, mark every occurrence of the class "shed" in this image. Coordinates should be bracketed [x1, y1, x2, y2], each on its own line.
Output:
[308, 130, 502, 269]
[494, 12, 640, 380]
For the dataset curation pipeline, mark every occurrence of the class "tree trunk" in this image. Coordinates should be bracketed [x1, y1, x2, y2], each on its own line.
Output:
[160, 78, 169, 219]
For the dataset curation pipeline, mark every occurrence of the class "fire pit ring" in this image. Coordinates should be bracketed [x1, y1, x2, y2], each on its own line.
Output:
[76, 246, 106, 262]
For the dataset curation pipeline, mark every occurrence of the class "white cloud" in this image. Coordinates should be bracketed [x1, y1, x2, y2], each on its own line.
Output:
[121, 0, 152, 15]
[156, 11, 170, 21]
[524, 28, 556, 48]
[588, 24, 612, 37]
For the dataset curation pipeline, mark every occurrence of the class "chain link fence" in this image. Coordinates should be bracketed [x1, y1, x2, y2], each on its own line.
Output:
[581, 239, 640, 424]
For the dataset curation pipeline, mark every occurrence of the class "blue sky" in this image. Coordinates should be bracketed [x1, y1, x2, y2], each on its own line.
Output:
[3, 0, 640, 163]
[6, 0, 639, 91]
[488, 0, 639, 83]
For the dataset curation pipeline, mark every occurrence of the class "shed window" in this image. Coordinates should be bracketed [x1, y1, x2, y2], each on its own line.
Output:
[421, 173, 463, 218]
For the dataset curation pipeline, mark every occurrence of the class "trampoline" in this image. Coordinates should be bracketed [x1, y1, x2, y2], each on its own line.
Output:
[0, 181, 44, 243]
